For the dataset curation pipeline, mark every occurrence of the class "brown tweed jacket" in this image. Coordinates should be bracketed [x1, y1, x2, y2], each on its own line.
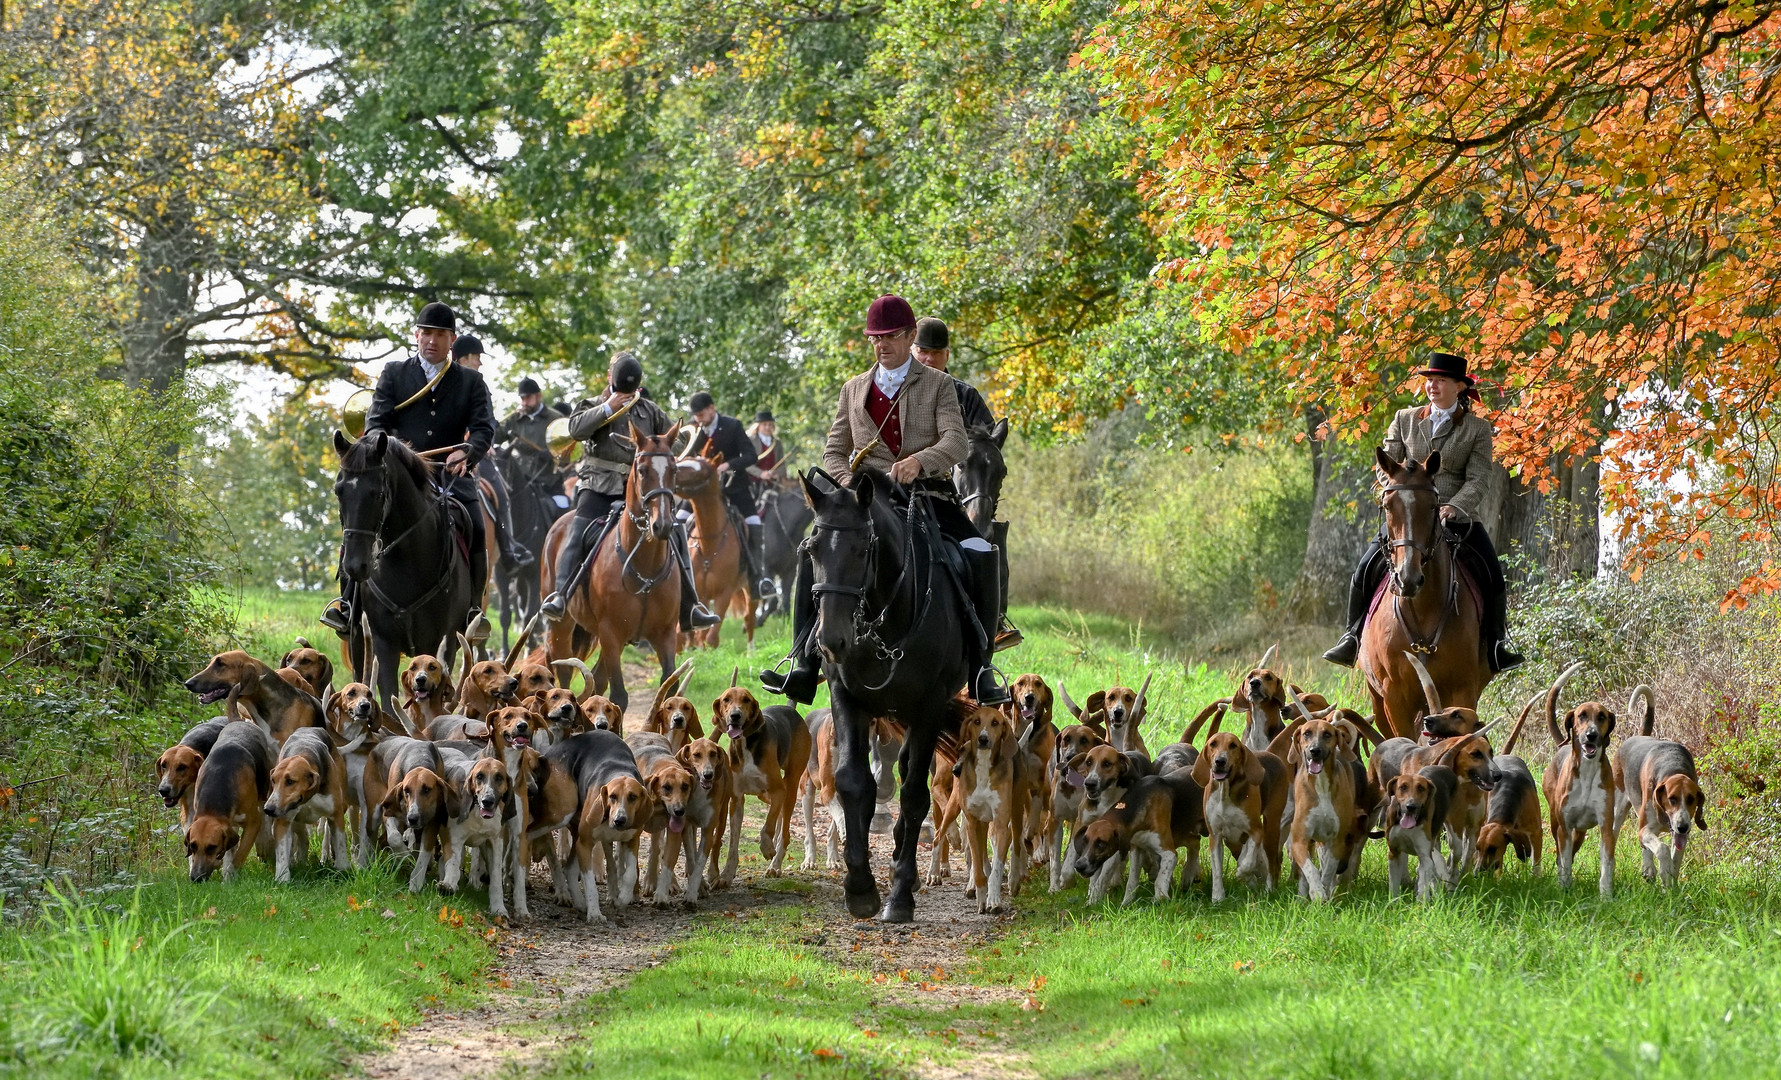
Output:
[824, 359, 968, 481]
[1381, 404, 1499, 523]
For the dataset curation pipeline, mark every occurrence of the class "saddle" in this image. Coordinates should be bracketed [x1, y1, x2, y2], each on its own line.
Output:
[440, 488, 479, 568]
[1364, 534, 1484, 624]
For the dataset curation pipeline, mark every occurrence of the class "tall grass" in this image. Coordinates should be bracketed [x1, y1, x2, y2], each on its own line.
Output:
[19, 888, 216, 1067]
[1002, 414, 1311, 644]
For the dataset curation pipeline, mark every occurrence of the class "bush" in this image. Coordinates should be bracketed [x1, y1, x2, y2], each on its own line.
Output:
[1002, 410, 1311, 641]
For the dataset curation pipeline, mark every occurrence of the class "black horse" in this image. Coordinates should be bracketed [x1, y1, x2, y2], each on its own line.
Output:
[492, 448, 566, 652]
[332, 430, 481, 714]
[757, 481, 814, 620]
[801, 466, 972, 922]
[955, 419, 1009, 536]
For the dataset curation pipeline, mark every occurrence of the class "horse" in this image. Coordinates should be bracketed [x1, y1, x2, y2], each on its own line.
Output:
[541, 423, 683, 711]
[758, 480, 813, 619]
[674, 455, 754, 649]
[801, 466, 974, 922]
[956, 419, 1009, 536]
[330, 430, 488, 715]
[1360, 448, 1491, 740]
[492, 447, 566, 653]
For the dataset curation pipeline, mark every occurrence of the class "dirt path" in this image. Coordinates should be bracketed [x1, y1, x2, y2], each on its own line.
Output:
[358, 659, 1036, 1079]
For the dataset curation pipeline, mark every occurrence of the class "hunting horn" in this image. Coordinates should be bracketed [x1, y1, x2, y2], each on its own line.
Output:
[1402, 651, 1443, 714]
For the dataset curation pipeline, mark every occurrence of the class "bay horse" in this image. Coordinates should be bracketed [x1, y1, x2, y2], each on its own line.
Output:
[331, 430, 488, 715]
[758, 480, 813, 619]
[674, 455, 754, 648]
[801, 466, 973, 922]
[541, 423, 682, 711]
[1360, 449, 1491, 740]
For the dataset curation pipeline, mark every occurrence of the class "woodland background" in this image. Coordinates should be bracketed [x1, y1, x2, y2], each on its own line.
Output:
[6, 0, 1781, 895]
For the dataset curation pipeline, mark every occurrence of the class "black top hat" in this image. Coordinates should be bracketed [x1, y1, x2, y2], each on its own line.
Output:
[914, 317, 950, 350]
[517, 377, 542, 396]
[753, 409, 775, 423]
[689, 391, 716, 413]
[451, 334, 484, 359]
[1415, 351, 1475, 386]
[416, 301, 457, 331]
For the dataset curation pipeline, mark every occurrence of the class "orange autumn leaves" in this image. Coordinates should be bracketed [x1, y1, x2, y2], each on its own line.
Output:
[1082, 0, 1781, 599]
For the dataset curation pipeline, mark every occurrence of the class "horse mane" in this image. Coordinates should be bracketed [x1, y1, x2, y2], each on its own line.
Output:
[343, 432, 435, 489]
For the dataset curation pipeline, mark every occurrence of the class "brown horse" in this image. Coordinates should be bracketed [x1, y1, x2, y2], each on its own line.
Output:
[674, 455, 755, 649]
[541, 423, 683, 711]
[1359, 449, 1491, 740]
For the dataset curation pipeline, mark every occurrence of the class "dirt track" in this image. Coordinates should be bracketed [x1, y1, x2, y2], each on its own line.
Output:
[358, 662, 1031, 1079]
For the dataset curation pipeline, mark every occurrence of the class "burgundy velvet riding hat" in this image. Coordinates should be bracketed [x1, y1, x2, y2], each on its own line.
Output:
[865, 294, 916, 336]
[1415, 351, 1475, 386]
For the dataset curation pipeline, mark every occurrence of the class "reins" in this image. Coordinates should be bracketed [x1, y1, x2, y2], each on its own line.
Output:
[614, 449, 677, 594]
[339, 456, 465, 649]
[1379, 480, 1461, 655]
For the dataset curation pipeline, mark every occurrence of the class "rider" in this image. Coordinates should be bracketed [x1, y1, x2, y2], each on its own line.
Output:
[320, 301, 495, 633]
[746, 410, 786, 489]
[1322, 351, 1525, 673]
[760, 294, 1009, 706]
[538, 352, 721, 631]
[496, 376, 568, 498]
[911, 317, 994, 430]
[686, 391, 774, 597]
[449, 334, 534, 571]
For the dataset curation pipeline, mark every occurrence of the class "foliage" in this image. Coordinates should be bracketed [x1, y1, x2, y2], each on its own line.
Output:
[1002, 413, 1313, 640]
[1082, 0, 1781, 599]
[189, 393, 340, 590]
[541, 0, 1175, 431]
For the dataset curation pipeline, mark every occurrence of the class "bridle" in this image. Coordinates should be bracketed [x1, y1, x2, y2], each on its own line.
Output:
[338, 460, 444, 574]
[805, 496, 931, 689]
[1378, 479, 1459, 654]
[616, 447, 678, 593]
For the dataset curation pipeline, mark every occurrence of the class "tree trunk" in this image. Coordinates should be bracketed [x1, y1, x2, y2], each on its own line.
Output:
[1289, 407, 1375, 623]
[1492, 453, 1600, 585]
[121, 213, 196, 393]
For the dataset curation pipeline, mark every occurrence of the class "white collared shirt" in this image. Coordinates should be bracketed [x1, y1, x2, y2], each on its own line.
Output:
[704, 416, 720, 438]
[873, 357, 913, 399]
[418, 355, 443, 381]
[1429, 401, 1458, 437]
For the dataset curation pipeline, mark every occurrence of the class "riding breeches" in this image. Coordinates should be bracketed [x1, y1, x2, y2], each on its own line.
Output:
[445, 475, 487, 561]
[551, 488, 620, 597]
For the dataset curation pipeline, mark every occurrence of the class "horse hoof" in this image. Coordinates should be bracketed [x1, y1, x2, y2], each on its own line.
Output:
[878, 899, 915, 924]
[846, 886, 882, 919]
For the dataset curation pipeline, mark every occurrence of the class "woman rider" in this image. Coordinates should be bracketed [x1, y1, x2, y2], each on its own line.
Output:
[1322, 351, 1525, 673]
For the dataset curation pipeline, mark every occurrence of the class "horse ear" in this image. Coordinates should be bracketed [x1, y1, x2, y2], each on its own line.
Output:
[370, 431, 388, 458]
[334, 429, 354, 459]
[665, 420, 682, 445]
[990, 418, 1009, 447]
[1375, 447, 1403, 476]
[800, 471, 827, 508]
[1423, 451, 1441, 476]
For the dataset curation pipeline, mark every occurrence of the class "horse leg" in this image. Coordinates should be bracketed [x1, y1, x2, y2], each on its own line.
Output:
[598, 636, 628, 713]
[883, 721, 939, 923]
[373, 636, 403, 726]
[829, 695, 881, 918]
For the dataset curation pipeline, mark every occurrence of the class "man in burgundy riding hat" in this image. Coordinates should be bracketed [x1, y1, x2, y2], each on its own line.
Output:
[761, 294, 1009, 705]
[321, 301, 497, 634]
[1323, 350, 1524, 673]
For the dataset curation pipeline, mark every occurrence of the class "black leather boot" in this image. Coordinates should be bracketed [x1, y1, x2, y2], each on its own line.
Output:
[1323, 543, 1383, 668]
[319, 597, 350, 634]
[542, 512, 599, 618]
[965, 546, 1010, 705]
[989, 522, 1021, 651]
[489, 489, 534, 570]
[746, 522, 776, 598]
[1482, 575, 1524, 672]
[761, 553, 820, 704]
[674, 524, 722, 631]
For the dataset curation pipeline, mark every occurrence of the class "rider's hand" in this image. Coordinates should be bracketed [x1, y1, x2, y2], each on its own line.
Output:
[889, 457, 922, 484]
[444, 449, 470, 477]
[717, 461, 732, 474]
[605, 390, 636, 412]
[1438, 504, 1458, 523]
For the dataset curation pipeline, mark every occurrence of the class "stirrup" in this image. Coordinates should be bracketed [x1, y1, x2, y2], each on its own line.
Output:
[757, 577, 780, 600]
[540, 592, 567, 618]
[992, 617, 1023, 653]
[972, 665, 1011, 706]
[319, 599, 350, 635]
[761, 657, 820, 705]
[687, 603, 722, 630]
[1322, 633, 1360, 668]
[1492, 642, 1526, 673]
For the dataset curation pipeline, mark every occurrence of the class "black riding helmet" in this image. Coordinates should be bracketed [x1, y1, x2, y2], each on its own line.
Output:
[610, 351, 643, 393]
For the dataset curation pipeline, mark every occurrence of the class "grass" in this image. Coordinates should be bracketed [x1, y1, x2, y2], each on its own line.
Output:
[15, 586, 1781, 1078]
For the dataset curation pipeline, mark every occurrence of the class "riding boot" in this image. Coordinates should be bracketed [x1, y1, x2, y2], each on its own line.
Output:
[760, 552, 821, 704]
[674, 523, 722, 631]
[1482, 572, 1525, 673]
[1322, 543, 1384, 668]
[989, 521, 1021, 651]
[319, 596, 350, 634]
[964, 546, 1010, 705]
[489, 488, 534, 570]
[745, 522, 776, 599]
[541, 511, 597, 619]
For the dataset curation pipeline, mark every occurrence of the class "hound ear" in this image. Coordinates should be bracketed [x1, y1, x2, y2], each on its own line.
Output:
[1375, 447, 1403, 477]
[1694, 796, 1709, 831]
[443, 779, 464, 822]
[990, 418, 1009, 447]
[381, 782, 403, 815]
[586, 784, 611, 826]
[1562, 709, 1578, 740]
[1244, 750, 1265, 790]
[223, 831, 239, 853]
[1065, 752, 1090, 775]
[1602, 709, 1617, 732]
[1085, 691, 1107, 717]
[1285, 735, 1302, 767]
[676, 745, 695, 769]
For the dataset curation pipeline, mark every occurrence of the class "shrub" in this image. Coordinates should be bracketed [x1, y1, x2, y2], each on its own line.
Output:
[1002, 410, 1311, 641]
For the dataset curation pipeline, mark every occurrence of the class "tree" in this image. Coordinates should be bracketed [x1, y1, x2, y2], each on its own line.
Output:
[1082, 0, 1781, 600]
